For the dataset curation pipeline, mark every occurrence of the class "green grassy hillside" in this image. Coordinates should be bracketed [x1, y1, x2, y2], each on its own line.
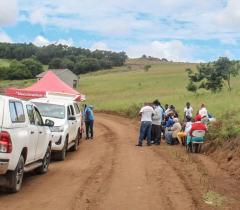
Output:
[79, 60, 240, 118]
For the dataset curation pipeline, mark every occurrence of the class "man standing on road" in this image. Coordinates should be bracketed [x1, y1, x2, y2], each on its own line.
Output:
[136, 102, 154, 147]
[84, 105, 95, 140]
[151, 100, 163, 145]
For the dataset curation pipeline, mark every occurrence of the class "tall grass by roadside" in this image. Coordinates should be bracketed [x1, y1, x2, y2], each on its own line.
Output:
[206, 110, 240, 147]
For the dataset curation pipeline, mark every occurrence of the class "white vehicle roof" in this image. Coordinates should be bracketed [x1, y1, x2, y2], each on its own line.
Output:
[31, 97, 75, 106]
[0, 95, 36, 127]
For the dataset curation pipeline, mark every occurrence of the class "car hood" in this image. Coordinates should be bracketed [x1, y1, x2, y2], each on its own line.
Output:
[42, 117, 65, 127]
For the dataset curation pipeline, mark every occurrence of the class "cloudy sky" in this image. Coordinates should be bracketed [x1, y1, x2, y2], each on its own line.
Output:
[0, 0, 240, 62]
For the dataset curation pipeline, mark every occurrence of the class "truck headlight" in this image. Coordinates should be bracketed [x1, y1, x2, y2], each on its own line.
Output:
[50, 126, 64, 132]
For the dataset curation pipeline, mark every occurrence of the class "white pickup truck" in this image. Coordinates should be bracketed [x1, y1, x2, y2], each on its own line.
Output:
[0, 96, 54, 192]
[31, 98, 82, 161]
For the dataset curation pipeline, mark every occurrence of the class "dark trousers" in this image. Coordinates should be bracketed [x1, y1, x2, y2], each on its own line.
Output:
[151, 124, 162, 144]
[138, 121, 152, 145]
[85, 120, 94, 138]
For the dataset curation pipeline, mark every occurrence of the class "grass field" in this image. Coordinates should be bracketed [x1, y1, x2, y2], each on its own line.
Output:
[79, 59, 240, 119]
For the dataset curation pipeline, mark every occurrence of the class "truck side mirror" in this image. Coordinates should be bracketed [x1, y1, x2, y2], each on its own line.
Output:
[45, 119, 54, 127]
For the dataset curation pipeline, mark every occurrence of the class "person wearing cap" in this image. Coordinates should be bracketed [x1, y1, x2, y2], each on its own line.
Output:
[136, 102, 154, 146]
[151, 99, 164, 145]
[84, 105, 95, 140]
[186, 114, 207, 145]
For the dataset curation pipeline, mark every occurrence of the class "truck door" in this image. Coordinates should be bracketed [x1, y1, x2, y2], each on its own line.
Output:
[34, 107, 48, 160]
[73, 102, 81, 131]
[67, 105, 77, 141]
[25, 104, 39, 162]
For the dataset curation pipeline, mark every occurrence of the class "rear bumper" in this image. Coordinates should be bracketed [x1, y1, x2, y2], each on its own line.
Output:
[0, 159, 9, 175]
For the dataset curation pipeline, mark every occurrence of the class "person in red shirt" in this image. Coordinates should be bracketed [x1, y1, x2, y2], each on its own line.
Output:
[186, 114, 207, 145]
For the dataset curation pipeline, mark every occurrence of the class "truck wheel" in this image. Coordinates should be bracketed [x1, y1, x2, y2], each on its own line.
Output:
[36, 146, 51, 174]
[55, 139, 68, 161]
[72, 131, 80, 151]
[8, 155, 24, 193]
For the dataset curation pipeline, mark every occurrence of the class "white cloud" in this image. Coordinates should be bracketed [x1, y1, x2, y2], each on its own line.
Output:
[18, 0, 238, 41]
[214, 0, 240, 29]
[29, 8, 48, 25]
[220, 37, 237, 45]
[55, 38, 73, 46]
[223, 50, 235, 59]
[91, 42, 110, 51]
[127, 40, 194, 62]
[0, 32, 12, 43]
[33, 35, 50, 46]
[0, 0, 18, 26]
[33, 35, 74, 47]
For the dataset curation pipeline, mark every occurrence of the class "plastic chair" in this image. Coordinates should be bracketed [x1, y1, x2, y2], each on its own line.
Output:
[187, 130, 205, 153]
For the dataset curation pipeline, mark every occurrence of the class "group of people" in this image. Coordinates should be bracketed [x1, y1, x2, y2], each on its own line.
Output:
[136, 101, 210, 147]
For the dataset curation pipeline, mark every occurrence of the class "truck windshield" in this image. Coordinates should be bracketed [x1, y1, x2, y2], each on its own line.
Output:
[33, 102, 65, 119]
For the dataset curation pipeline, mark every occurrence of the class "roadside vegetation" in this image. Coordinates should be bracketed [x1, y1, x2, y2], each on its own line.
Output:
[79, 59, 240, 120]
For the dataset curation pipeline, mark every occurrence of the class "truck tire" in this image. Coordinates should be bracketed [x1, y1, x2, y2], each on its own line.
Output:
[7, 155, 24, 193]
[35, 145, 51, 174]
[55, 138, 68, 161]
[71, 131, 80, 151]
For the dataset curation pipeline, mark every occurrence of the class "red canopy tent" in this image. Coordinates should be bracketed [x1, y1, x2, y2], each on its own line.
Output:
[5, 71, 85, 101]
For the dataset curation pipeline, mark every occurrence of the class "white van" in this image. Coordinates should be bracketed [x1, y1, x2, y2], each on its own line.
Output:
[0, 95, 54, 192]
[31, 98, 82, 161]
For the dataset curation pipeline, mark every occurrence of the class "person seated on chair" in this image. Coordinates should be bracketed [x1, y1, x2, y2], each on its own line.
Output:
[186, 114, 207, 146]
[177, 116, 192, 146]
[165, 118, 182, 145]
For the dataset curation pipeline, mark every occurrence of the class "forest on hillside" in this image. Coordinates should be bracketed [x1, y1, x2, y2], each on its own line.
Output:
[0, 43, 128, 80]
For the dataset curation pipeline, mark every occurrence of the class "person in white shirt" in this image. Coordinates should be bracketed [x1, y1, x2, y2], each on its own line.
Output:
[136, 103, 154, 146]
[184, 102, 193, 121]
[151, 100, 164, 145]
[199, 104, 208, 118]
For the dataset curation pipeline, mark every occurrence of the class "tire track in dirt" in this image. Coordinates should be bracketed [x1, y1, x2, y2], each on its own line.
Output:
[71, 122, 118, 210]
[97, 114, 197, 210]
[1, 113, 240, 210]
[151, 147, 210, 210]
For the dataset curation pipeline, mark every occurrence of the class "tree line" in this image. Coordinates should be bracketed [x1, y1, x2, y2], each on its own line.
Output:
[0, 43, 128, 80]
[186, 57, 240, 93]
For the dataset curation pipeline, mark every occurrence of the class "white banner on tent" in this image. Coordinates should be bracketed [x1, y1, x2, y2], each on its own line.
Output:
[46, 91, 86, 101]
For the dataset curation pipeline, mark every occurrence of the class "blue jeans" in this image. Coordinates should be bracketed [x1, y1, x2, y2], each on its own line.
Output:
[138, 121, 152, 145]
[85, 120, 94, 138]
[165, 131, 173, 144]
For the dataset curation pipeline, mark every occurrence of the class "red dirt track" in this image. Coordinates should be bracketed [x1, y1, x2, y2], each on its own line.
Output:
[0, 113, 240, 210]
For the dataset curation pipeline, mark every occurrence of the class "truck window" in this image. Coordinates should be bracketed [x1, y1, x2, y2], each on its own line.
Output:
[67, 106, 71, 117]
[26, 105, 35, 125]
[34, 108, 44, 126]
[70, 105, 75, 115]
[9, 101, 25, 123]
[73, 103, 80, 114]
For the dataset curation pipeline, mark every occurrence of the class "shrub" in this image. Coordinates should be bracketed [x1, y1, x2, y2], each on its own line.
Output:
[206, 111, 240, 145]
[122, 103, 143, 118]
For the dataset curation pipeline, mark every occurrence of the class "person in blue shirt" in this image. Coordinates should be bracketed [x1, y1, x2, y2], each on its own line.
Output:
[84, 105, 95, 140]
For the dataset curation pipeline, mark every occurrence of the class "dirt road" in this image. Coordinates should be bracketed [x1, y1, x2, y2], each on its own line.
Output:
[1, 113, 240, 210]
